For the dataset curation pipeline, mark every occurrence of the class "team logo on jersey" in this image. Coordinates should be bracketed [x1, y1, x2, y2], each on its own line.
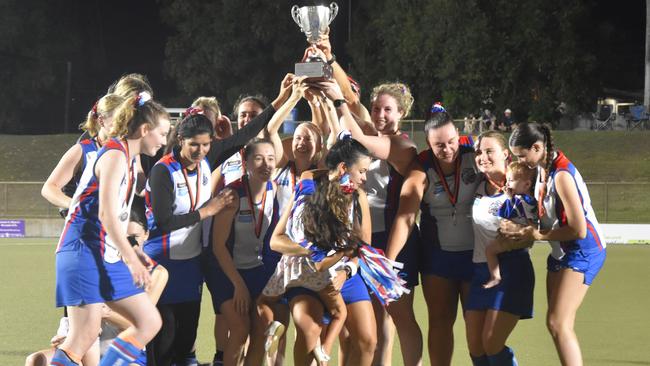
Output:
[238, 209, 253, 223]
[433, 181, 445, 195]
[119, 211, 128, 221]
[488, 199, 503, 216]
[461, 168, 478, 184]
[203, 175, 208, 186]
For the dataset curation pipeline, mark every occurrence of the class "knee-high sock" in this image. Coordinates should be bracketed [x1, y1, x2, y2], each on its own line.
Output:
[99, 336, 142, 366]
[487, 346, 518, 366]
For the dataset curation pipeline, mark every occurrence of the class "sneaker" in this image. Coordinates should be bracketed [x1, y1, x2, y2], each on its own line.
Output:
[264, 321, 286, 355]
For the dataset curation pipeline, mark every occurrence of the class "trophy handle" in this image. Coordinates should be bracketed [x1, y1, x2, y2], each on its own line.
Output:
[291, 5, 302, 27]
[328, 3, 339, 23]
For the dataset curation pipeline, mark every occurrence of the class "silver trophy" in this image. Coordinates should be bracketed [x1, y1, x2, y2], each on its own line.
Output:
[291, 3, 339, 78]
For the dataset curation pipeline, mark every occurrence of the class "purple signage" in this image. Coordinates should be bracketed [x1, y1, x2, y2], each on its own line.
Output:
[0, 220, 25, 238]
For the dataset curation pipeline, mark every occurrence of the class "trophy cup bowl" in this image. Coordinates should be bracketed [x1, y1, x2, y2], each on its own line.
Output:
[291, 3, 338, 79]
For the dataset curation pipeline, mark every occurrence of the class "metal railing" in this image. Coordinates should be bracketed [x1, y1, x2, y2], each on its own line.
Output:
[1, 181, 648, 223]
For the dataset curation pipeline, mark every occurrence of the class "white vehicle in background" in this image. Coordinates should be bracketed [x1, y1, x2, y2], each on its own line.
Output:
[593, 98, 635, 130]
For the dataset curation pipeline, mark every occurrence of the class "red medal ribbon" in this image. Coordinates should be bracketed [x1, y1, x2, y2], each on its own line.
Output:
[431, 151, 462, 207]
[244, 177, 268, 239]
[122, 139, 135, 206]
[486, 175, 506, 194]
[181, 163, 202, 212]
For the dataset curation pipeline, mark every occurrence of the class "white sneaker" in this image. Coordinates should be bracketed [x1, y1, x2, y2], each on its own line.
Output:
[264, 321, 286, 355]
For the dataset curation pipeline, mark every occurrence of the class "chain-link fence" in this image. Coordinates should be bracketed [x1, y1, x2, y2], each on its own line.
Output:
[1, 181, 648, 223]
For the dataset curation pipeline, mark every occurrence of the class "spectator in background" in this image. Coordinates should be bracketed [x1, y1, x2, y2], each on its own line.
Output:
[498, 108, 515, 132]
[481, 109, 496, 132]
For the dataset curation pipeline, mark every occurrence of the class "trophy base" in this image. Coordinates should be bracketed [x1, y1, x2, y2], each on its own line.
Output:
[295, 61, 333, 79]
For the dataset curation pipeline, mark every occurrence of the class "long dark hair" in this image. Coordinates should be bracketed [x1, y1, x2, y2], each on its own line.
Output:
[302, 138, 369, 251]
[509, 122, 555, 178]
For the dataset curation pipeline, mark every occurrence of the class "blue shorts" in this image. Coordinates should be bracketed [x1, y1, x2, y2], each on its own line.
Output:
[55, 240, 143, 307]
[154, 255, 203, 304]
[420, 246, 474, 282]
[466, 250, 535, 319]
[207, 262, 273, 314]
[372, 229, 420, 288]
[547, 247, 606, 285]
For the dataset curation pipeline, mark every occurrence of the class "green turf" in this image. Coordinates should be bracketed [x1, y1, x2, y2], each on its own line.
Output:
[2, 131, 649, 182]
[1, 238, 648, 365]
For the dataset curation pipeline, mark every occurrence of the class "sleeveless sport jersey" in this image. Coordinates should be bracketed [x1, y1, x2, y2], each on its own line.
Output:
[537, 151, 606, 259]
[220, 151, 245, 189]
[57, 138, 137, 263]
[228, 178, 278, 269]
[418, 146, 480, 251]
[365, 159, 404, 233]
[144, 152, 212, 260]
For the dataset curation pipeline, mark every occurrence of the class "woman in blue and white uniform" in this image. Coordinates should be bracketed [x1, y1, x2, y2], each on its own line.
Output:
[209, 139, 281, 366]
[465, 131, 535, 366]
[143, 113, 236, 366]
[51, 92, 170, 366]
[271, 137, 377, 366]
[502, 122, 606, 366]
[386, 108, 481, 365]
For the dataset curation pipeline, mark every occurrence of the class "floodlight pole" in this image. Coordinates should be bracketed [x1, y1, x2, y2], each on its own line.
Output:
[645, 0, 650, 108]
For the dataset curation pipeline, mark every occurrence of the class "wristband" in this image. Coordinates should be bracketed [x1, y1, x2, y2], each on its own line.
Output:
[327, 53, 336, 65]
[333, 99, 346, 108]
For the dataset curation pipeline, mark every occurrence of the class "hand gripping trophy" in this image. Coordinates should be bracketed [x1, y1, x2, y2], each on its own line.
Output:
[291, 3, 338, 79]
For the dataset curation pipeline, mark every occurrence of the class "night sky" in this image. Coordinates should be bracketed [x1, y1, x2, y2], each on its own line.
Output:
[6, 0, 648, 132]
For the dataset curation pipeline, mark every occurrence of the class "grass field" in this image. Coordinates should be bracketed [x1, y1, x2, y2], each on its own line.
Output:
[2, 131, 650, 182]
[1, 238, 649, 365]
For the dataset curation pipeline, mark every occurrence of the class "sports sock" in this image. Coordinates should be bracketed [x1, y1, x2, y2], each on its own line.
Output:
[487, 346, 518, 366]
[99, 336, 143, 366]
[50, 348, 80, 366]
[471, 354, 490, 366]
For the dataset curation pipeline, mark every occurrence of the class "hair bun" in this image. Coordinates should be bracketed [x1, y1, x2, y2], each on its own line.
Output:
[430, 102, 446, 113]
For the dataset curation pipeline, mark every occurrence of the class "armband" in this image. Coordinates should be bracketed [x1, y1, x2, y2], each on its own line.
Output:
[333, 99, 346, 109]
[327, 53, 336, 65]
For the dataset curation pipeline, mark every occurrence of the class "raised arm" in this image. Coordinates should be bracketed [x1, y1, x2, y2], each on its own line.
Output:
[206, 74, 294, 168]
[318, 79, 417, 175]
[385, 161, 427, 261]
[41, 144, 83, 209]
[267, 76, 308, 168]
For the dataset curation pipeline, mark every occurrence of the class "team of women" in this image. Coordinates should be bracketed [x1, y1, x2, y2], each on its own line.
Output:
[35, 38, 606, 366]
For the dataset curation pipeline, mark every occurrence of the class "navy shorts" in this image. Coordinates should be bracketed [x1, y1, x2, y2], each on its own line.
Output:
[466, 250, 535, 319]
[155, 255, 203, 305]
[547, 246, 606, 285]
[206, 260, 272, 314]
[372, 229, 420, 288]
[55, 240, 143, 307]
[420, 246, 474, 282]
